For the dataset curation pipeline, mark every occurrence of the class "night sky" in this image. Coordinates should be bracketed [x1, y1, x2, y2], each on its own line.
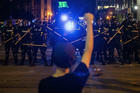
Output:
[0, 0, 96, 19]
[69, 0, 96, 16]
[0, 0, 27, 19]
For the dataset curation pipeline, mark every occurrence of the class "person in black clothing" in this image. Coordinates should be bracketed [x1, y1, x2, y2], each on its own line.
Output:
[31, 21, 48, 66]
[3, 20, 20, 65]
[121, 14, 134, 64]
[100, 23, 109, 65]
[40, 23, 48, 66]
[0, 23, 5, 46]
[12, 20, 21, 65]
[0, 23, 3, 46]
[133, 21, 140, 64]
[96, 28, 106, 65]
[108, 18, 122, 64]
[90, 27, 99, 65]
[108, 21, 115, 63]
[91, 20, 107, 65]
[19, 20, 32, 65]
[38, 13, 94, 93]
[103, 26, 110, 62]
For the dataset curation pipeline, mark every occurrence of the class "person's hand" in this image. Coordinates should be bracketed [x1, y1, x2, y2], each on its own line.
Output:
[104, 37, 108, 40]
[118, 30, 121, 34]
[42, 43, 46, 46]
[84, 13, 94, 23]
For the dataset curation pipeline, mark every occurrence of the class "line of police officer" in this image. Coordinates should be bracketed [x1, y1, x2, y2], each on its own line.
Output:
[1, 19, 49, 66]
[91, 14, 140, 65]
[1, 14, 140, 66]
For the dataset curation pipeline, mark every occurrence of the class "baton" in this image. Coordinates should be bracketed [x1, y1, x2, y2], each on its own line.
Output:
[3, 34, 20, 44]
[123, 36, 139, 45]
[107, 25, 124, 44]
[71, 31, 106, 44]
[22, 43, 47, 47]
[15, 29, 31, 45]
[47, 26, 69, 41]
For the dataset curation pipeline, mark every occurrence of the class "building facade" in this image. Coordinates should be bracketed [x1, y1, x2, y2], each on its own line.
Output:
[96, 0, 139, 21]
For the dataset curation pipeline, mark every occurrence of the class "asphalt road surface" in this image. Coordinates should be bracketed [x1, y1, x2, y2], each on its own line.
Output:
[0, 45, 140, 93]
[0, 64, 140, 93]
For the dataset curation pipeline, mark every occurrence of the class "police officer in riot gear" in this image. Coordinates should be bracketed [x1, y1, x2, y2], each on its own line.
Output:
[121, 14, 134, 64]
[19, 20, 32, 65]
[108, 18, 122, 64]
[31, 21, 48, 66]
[132, 21, 140, 64]
[91, 19, 106, 65]
[3, 20, 19, 65]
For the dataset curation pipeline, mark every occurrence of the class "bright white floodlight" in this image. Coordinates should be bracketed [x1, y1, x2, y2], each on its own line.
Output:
[61, 14, 68, 21]
[64, 21, 75, 31]
[134, 6, 138, 10]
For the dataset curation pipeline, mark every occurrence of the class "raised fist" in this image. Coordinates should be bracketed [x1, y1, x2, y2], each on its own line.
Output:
[84, 13, 94, 22]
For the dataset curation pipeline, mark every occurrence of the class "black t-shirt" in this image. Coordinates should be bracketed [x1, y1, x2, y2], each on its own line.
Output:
[39, 62, 89, 93]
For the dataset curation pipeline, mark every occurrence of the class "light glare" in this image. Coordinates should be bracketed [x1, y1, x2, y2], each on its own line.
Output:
[134, 6, 138, 10]
[61, 15, 68, 21]
[65, 21, 75, 31]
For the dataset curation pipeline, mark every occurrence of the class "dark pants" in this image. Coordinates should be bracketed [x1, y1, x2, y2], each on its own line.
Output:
[32, 46, 47, 65]
[133, 45, 140, 64]
[91, 50, 106, 65]
[4, 43, 19, 65]
[108, 41, 122, 63]
[97, 50, 106, 65]
[92, 40, 106, 65]
[90, 52, 95, 65]
[20, 46, 32, 65]
[122, 45, 132, 64]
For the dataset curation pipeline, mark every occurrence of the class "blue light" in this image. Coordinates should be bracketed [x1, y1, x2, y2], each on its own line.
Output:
[64, 21, 75, 31]
[32, 19, 36, 23]
[61, 14, 68, 21]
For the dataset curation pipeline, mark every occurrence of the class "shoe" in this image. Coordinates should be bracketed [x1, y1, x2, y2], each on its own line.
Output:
[93, 68, 103, 77]
[94, 68, 103, 72]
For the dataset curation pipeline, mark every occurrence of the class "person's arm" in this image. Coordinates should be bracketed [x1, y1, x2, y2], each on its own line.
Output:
[81, 13, 94, 68]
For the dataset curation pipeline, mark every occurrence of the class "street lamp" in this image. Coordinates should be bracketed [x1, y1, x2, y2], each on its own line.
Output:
[133, 5, 140, 21]
[134, 6, 138, 10]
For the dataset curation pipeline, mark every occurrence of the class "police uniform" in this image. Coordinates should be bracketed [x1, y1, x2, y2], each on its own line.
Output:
[3, 22, 19, 65]
[108, 20, 122, 63]
[102, 26, 109, 62]
[13, 23, 21, 64]
[90, 28, 98, 65]
[92, 23, 106, 65]
[131, 21, 140, 64]
[19, 23, 32, 65]
[31, 23, 48, 66]
[121, 17, 134, 64]
[0, 24, 5, 45]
